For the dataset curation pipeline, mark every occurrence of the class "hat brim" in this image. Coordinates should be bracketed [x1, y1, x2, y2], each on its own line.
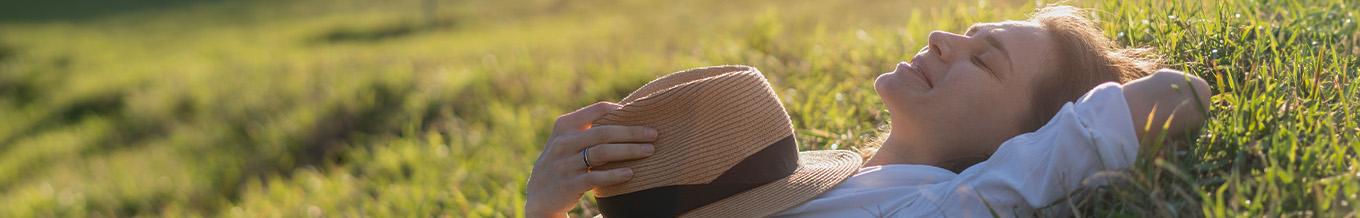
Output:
[680, 150, 862, 217]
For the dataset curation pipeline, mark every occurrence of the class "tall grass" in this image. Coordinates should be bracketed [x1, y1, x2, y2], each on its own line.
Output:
[0, 0, 1354, 217]
[1082, 0, 1360, 216]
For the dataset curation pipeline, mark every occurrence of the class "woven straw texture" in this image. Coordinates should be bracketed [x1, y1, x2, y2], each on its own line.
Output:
[592, 65, 793, 197]
[590, 65, 862, 217]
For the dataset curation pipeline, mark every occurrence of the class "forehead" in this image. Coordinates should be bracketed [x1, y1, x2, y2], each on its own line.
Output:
[971, 21, 1055, 83]
[969, 21, 1048, 48]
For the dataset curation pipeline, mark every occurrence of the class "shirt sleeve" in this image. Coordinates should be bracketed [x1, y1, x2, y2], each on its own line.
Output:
[924, 82, 1141, 216]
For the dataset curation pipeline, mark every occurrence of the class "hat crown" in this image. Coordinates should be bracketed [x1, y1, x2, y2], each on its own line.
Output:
[591, 65, 797, 197]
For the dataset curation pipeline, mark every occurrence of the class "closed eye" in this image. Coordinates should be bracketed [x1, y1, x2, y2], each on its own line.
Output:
[971, 55, 999, 79]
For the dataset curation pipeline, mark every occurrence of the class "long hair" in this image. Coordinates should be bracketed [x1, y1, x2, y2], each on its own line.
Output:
[1023, 5, 1162, 132]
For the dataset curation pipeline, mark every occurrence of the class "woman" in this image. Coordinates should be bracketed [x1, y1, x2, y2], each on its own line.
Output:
[527, 5, 1212, 217]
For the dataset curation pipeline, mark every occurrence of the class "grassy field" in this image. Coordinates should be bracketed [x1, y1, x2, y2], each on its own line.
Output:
[0, 0, 1356, 217]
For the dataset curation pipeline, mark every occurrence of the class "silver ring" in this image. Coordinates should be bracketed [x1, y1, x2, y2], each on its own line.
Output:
[582, 149, 592, 168]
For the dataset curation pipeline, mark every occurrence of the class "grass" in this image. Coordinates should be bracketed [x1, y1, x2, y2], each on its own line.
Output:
[0, 0, 1355, 217]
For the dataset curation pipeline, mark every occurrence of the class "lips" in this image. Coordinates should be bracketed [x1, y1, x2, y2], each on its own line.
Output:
[895, 61, 933, 88]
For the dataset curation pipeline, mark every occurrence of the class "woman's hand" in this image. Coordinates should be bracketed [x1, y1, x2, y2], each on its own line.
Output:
[525, 102, 658, 218]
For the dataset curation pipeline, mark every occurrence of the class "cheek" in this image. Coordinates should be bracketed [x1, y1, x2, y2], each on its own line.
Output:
[948, 81, 1034, 136]
[937, 65, 1012, 97]
[936, 71, 1028, 117]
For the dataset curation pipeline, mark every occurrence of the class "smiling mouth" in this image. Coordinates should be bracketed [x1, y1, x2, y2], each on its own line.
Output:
[896, 62, 932, 88]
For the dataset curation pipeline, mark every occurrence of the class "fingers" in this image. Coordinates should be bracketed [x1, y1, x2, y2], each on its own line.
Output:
[553, 102, 621, 133]
[584, 143, 655, 167]
[562, 125, 658, 151]
[580, 168, 634, 187]
[527, 102, 647, 215]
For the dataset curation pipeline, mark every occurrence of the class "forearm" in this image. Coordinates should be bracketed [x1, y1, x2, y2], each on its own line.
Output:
[1121, 69, 1212, 142]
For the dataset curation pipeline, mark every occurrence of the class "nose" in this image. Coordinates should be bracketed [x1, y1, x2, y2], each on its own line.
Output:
[927, 31, 974, 62]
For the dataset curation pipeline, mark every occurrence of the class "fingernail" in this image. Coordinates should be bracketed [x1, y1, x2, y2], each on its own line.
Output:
[646, 128, 659, 138]
[641, 144, 655, 155]
[620, 169, 634, 177]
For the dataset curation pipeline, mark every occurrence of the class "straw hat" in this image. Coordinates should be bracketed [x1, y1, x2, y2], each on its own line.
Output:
[590, 65, 862, 217]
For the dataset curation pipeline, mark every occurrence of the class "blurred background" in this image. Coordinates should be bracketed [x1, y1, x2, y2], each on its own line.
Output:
[1, 0, 1356, 217]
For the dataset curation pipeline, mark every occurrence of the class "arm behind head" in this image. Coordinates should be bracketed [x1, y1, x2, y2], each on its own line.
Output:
[1121, 69, 1213, 143]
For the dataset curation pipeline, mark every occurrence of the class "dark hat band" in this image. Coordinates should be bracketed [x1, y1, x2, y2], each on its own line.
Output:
[596, 136, 799, 217]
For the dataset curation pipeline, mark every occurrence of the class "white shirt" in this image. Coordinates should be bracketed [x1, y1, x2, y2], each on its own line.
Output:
[775, 82, 1139, 217]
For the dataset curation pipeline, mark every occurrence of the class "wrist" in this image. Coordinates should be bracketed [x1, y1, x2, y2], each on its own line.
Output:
[525, 210, 567, 218]
[524, 202, 567, 218]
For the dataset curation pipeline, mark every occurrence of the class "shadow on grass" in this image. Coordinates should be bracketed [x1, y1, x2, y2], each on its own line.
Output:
[0, 44, 12, 61]
[309, 18, 459, 44]
[0, 45, 33, 105]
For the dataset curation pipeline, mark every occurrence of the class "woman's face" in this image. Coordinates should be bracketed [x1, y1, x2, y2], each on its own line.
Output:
[874, 21, 1057, 159]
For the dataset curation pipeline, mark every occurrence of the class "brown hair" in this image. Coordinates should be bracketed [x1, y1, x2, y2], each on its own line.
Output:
[1022, 5, 1161, 132]
[858, 5, 1163, 161]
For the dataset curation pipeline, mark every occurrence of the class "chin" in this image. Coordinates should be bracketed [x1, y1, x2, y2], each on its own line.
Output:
[874, 73, 894, 94]
[875, 72, 916, 112]
[874, 74, 901, 105]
